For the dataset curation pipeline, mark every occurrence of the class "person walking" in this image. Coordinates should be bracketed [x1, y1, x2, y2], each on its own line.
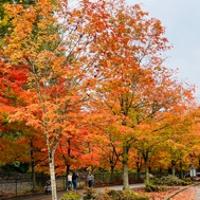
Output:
[44, 180, 51, 194]
[72, 171, 79, 191]
[87, 172, 94, 188]
[67, 172, 73, 191]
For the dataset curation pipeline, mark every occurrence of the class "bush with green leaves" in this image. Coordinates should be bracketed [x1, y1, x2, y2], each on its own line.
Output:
[151, 175, 191, 186]
[60, 192, 81, 200]
[145, 181, 165, 192]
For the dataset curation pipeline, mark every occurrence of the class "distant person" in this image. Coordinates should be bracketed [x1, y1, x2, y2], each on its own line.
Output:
[44, 180, 51, 194]
[87, 172, 94, 188]
[72, 171, 79, 190]
[67, 172, 73, 190]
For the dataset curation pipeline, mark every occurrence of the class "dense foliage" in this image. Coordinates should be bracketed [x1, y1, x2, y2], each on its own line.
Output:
[0, 0, 199, 200]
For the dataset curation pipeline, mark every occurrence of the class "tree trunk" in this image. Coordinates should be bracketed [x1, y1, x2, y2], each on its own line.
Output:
[66, 139, 71, 190]
[49, 152, 57, 200]
[31, 63, 58, 200]
[172, 166, 176, 176]
[159, 166, 162, 175]
[123, 162, 129, 189]
[122, 145, 129, 189]
[66, 164, 70, 190]
[171, 160, 176, 176]
[143, 152, 150, 184]
[145, 163, 150, 184]
[198, 158, 200, 170]
[31, 159, 36, 192]
[110, 165, 115, 184]
[136, 167, 141, 182]
[179, 161, 183, 179]
[30, 140, 36, 192]
[136, 161, 141, 181]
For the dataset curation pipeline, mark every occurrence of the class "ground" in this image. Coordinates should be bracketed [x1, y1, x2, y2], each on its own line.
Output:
[10, 184, 200, 200]
[11, 184, 143, 200]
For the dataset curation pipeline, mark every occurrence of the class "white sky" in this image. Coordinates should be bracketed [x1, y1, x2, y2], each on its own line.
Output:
[127, 0, 200, 100]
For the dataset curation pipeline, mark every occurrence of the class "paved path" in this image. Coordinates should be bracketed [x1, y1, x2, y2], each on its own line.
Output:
[10, 184, 144, 200]
[195, 185, 200, 200]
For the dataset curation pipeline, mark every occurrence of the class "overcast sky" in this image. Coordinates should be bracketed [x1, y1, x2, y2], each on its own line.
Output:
[127, 0, 200, 99]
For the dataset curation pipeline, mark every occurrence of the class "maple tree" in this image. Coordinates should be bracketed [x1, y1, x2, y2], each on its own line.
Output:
[0, 60, 47, 191]
[98, 127, 121, 182]
[84, 0, 197, 189]
[0, 1, 89, 199]
[0, 60, 29, 164]
[134, 109, 192, 183]
[168, 109, 200, 177]
[82, 0, 195, 189]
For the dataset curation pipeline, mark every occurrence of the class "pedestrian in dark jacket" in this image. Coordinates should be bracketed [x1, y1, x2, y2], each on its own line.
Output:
[72, 171, 79, 190]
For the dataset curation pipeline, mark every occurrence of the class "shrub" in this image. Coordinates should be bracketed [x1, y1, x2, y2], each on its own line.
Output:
[60, 192, 81, 200]
[107, 190, 123, 200]
[183, 177, 193, 184]
[122, 190, 149, 200]
[95, 193, 112, 200]
[83, 188, 97, 200]
[106, 190, 149, 200]
[145, 181, 164, 192]
[152, 175, 191, 186]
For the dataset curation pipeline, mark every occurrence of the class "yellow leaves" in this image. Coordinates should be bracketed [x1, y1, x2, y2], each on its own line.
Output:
[35, 51, 66, 78]
[23, 7, 36, 23]
[0, 15, 9, 26]
[36, 50, 55, 67]
[4, 42, 23, 61]
[12, 18, 35, 38]
[37, 0, 54, 15]
[52, 56, 66, 74]
[3, 4, 23, 18]
[1, 0, 60, 66]
[2, 5, 36, 63]
[37, 17, 54, 30]
[4, 4, 36, 34]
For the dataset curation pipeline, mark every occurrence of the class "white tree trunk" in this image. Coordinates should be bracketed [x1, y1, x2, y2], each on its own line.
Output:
[145, 165, 150, 184]
[49, 153, 57, 200]
[122, 145, 129, 190]
[123, 162, 129, 189]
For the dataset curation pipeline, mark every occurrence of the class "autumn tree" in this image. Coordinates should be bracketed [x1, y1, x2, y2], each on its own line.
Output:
[0, 60, 30, 165]
[0, 59, 48, 191]
[0, 1, 91, 199]
[80, 0, 195, 189]
[165, 110, 198, 178]
[99, 127, 121, 182]
[83, 0, 170, 188]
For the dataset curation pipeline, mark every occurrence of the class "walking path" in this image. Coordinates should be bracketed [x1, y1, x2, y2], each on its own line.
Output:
[9, 184, 144, 200]
[195, 185, 200, 200]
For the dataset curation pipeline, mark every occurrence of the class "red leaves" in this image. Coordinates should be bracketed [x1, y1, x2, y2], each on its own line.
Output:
[171, 187, 196, 200]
